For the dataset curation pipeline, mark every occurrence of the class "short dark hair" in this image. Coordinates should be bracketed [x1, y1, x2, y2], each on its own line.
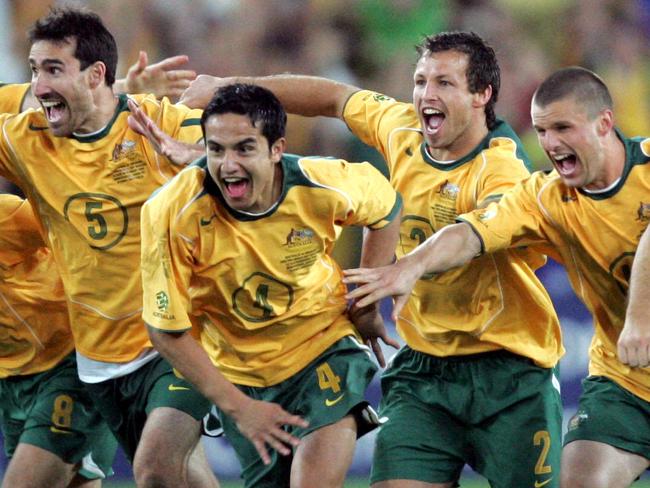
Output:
[201, 84, 287, 147]
[532, 66, 612, 118]
[416, 31, 500, 130]
[28, 6, 118, 86]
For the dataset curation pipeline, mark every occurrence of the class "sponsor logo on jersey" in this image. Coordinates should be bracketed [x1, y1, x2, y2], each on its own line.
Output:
[325, 394, 345, 407]
[477, 207, 497, 222]
[156, 291, 169, 312]
[284, 227, 315, 248]
[372, 93, 394, 103]
[561, 193, 578, 202]
[200, 214, 218, 226]
[637, 202, 650, 221]
[534, 478, 553, 488]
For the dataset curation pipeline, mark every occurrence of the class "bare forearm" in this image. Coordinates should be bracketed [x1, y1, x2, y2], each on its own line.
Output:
[627, 226, 650, 323]
[405, 223, 481, 277]
[147, 326, 250, 417]
[185, 74, 357, 118]
[360, 214, 401, 268]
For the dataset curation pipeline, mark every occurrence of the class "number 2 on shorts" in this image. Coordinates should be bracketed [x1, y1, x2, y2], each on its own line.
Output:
[534, 430, 552, 475]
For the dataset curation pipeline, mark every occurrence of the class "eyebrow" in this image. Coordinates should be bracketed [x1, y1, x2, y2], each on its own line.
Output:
[28, 58, 65, 67]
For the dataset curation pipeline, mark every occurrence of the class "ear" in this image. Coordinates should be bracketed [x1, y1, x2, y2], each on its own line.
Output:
[270, 137, 286, 163]
[472, 85, 493, 109]
[596, 108, 614, 136]
[87, 61, 107, 89]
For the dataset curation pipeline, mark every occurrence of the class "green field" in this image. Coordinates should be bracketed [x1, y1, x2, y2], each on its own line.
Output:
[105, 476, 650, 488]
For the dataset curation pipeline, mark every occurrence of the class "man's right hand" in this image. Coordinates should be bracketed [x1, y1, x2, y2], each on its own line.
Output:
[233, 398, 309, 465]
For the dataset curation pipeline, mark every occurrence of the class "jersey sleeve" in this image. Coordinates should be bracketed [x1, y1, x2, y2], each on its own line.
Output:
[0, 195, 46, 266]
[0, 83, 31, 114]
[300, 157, 402, 229]
[474, 137, 532, 208]
[141, 191, 194, 332]
[458, 173, 552, 254]
[343, 90, 417, 172]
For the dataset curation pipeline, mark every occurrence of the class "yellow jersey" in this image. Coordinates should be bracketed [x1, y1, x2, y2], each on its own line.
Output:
[344, 90, 563, 367]
[0, 93, 203, 362]
[460, 133, 650, 400]
[142, 155, 401, 386]
[0, 194, 72, 378]
[0, 83, 30, 114]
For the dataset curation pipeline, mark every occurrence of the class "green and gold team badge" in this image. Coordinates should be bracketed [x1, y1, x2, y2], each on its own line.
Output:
[156, 291, 169, 312]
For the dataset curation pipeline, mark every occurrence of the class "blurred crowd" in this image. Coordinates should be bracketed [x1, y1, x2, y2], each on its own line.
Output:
[1, 0, 649, 169]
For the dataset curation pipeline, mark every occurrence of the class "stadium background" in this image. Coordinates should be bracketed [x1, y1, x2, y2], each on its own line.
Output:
[0, 0, 649, 485]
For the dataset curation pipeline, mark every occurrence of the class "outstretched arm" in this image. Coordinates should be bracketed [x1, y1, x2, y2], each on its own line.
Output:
[20, 51, 196, 111]
[350, 215, 402, 367]
[127, 99, 204, 165]
[618, 225, 650, 367]
[180, 74, 358, 119]
[148, 327, 308, 465]
[344, 223, 481, 320]
[114, 51, 196, 100]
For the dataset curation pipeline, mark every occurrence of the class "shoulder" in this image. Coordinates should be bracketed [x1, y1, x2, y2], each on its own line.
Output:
[145, 161, 208, 217]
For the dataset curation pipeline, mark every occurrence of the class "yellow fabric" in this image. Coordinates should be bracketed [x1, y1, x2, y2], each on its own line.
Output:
[0, 195, 72, 377]
[344, 90, 563, 367]
[141, 155, 401, 386]
[461, 135, 650, 400]
[0, 94, 203, 362]
[0, 83, 30, 114]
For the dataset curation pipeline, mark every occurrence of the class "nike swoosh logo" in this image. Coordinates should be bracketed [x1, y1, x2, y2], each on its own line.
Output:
[50, 426, 73, 435]
[168, 384, 190, 391]
[29, 123, 49, 131]
[325, 394, 345, 407]
[534, 478, 553, 488]
[200, 214, 217, 226]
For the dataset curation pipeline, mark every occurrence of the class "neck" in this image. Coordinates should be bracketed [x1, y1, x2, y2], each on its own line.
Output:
[585, 132, 626, 191]
[75, 86, 118, 135]
[428, 117, 489, 161]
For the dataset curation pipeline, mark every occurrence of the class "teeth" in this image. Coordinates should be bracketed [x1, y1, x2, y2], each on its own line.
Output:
[223, 177, 244, 183]
[423, 108, 442, 115]
[554, 154, 572, 162]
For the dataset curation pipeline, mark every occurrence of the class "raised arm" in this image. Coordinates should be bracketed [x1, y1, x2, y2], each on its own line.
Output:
[344, 222, 481, 320]
[180, 74, 358, 119]
[618, 225, 650, 367]
[20, 51, 196, 111]
[148, 326, 308, 465]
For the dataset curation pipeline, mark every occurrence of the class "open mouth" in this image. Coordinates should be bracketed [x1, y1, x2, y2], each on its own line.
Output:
[40, 98, 67, 124]
[422, 107, 445, 134]
[553, 153, 578, 176]
[222, 176, 250, 199]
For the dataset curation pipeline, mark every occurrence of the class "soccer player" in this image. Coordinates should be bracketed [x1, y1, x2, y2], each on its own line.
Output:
[345, 67, 650, 488]
[139, 83, 402, 487]
[0, 7, 301, 487]
[0, 194, 117, 488]
[180, 31, 563, 488]
[1, 50, 197, 113]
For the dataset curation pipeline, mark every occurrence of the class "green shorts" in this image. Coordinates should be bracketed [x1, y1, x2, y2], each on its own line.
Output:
[83, 355, 211, 461]
[217, 336, 379, 488]
[564, 375, 650, 459]
[371, 347, 562, 488]
[0, 353, 117, 480]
